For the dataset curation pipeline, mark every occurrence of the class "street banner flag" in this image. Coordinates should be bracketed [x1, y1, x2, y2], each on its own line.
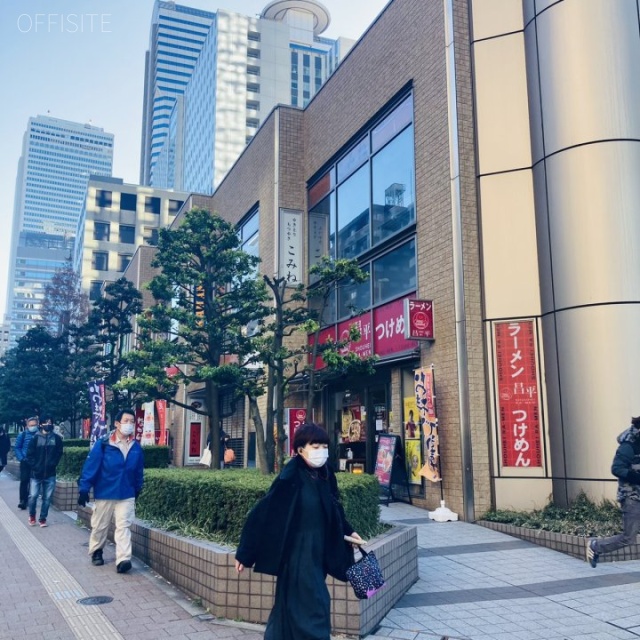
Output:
[155, 399, 167, 445]
[88, 380, 107, 448]
[141, 402, 155, 446]
[414, 366, 441, 482]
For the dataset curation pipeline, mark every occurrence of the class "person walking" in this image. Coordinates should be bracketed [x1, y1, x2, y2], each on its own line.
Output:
[25, 416, 63, 527]
[587, 415, 640, 567]
[0, 427, 10, 473]
[14, 417, 40, 509]
[77, 409, 144, 574]
[235, 423, 363, 640]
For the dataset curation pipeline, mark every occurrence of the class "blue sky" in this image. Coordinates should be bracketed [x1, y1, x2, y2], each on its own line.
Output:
[0, 0, 389, 319]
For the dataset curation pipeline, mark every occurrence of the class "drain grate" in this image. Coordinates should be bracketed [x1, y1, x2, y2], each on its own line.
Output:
[77, 596, 113, 606]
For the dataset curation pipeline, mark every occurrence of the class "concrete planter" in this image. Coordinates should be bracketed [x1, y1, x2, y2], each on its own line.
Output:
[478, 520, 640, 563]
[77, 506, 417, 638]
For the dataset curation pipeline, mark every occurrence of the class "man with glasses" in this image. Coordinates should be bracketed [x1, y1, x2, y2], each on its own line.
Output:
[77, 409, 144, 574]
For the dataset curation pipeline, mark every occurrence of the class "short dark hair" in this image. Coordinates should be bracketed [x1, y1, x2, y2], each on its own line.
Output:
[114, 409, 136, 423]
[40, 415, 53, 424]
[293, 423, 329, 451]
[633, 416, 640, 426]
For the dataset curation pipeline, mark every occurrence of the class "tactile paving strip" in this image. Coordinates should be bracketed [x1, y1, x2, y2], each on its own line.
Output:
[0, 497, 123, 639]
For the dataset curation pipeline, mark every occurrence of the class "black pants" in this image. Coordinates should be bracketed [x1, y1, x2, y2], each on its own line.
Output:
[19, 461, 31, 505]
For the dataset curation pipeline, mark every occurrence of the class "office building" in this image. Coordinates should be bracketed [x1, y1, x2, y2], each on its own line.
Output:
[163, 0, 640, 521]
[74, 176, 187, 301]
[142, 0, 354, 193]
[6, 116, 114, 346]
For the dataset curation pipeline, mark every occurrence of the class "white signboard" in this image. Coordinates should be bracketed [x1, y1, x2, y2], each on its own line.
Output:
[279, 208, 303, 285]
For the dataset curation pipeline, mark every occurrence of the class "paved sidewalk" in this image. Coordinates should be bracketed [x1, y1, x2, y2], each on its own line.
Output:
[0, 472, 263, 640]
[5, 467, 640, 640]
[375, 502, 640, 640]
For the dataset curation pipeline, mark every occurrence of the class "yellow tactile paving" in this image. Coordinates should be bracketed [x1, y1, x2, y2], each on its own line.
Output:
[0, 497, 124, 640]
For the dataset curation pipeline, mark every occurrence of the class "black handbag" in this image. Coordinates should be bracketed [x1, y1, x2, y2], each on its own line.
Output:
[346, 547, 385, 599]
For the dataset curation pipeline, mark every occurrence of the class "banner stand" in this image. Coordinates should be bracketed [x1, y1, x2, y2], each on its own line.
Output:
[374, 434, 412, 506]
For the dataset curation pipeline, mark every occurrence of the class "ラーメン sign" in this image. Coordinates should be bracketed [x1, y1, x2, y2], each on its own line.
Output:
[404, 299, 434, 341]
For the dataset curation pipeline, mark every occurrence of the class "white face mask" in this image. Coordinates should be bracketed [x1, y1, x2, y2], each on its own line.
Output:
[302, 447, 329, 468]
[119, 423, 135, 437]
[27, 426, 38, 433]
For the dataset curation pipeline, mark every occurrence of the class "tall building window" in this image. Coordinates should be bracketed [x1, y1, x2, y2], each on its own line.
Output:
[307, 93, 416, 323]
[239, 208, 259, 259]
[119, 225, 135, 244]
[92, 251, 109, 271]
[89, 281, 103, 301]
[168, 199, 184, 215]
[95, 190, 112, 208]
[118, 254, 133, 272]
[145, 196, 161, 214]
[93, 222, 110, 241]
[144, 227, 159, 245]
[120, 193, 137, 212]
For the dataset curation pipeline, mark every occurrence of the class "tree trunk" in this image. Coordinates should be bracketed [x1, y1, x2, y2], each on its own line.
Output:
[206, 380, 220, 470]
[265, 366, 275, 472]
[249, 396, 269, 473]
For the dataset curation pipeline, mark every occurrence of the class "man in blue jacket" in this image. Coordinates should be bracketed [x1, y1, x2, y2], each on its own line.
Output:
[78, 408, 144, 574]
[14, 417, 39, 509]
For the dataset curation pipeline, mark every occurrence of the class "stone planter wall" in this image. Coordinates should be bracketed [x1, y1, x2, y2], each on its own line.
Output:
[478, 520, 640, 562]
[78, 506, 417, 637]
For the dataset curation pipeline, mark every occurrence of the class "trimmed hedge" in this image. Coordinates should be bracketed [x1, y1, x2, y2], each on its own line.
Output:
[62, 439, 90, 448]
[57, 445, 170, 480]
[136, 468, 381, 545]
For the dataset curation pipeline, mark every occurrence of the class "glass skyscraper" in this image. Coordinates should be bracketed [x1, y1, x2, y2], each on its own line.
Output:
[6, 115, 114, 346]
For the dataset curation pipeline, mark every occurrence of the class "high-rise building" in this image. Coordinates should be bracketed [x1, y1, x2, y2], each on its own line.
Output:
[139, 1, 216, 187]
[6, 115, 114, 346]
[74, 176, 187, 302]
[141, 0, 354, 193]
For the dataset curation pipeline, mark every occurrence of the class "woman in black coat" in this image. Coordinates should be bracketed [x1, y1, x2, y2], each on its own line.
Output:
[0, 427, 10, 472]
[235, 423, 364, 640]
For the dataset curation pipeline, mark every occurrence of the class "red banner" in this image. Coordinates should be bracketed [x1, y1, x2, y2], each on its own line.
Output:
[287, 408, 307, 455]
[135, 407, 145, 442]
[495, 321, 542, 467]
[155, 400, 167, 446]
[337, 313, 373, 358]
[404, 299, 434, 340]
[82, 418, 91, 439]
[189, 422, 202, 457]
[373, 296, 418, 357]
[308, 326, 336, 369]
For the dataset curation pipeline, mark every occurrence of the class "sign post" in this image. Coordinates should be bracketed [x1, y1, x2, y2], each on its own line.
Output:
[374, 434, 412, 506]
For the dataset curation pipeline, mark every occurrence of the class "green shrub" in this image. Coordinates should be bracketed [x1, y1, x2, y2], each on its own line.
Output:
[57, 444, 171, 480]
[62, 439, 90, 448]
[481, 491, 622, 537]
[137, 468, 382, 546]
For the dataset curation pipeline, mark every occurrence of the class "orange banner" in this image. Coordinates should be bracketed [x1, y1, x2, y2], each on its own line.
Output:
[155, 399, 167, 446]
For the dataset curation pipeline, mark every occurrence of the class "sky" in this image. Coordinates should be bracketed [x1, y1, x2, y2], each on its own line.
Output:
[0, 0, 390, 319]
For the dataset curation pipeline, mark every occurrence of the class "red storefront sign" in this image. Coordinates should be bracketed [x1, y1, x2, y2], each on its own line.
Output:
[337, 313, 373, 358]
[404, 299, 434, 340]
[373, 296, 418, 357]
[287, 408, 307, 455]
[308, 326, 336, 369]
[189, 422, 202, 457]
[495, 321, 542, 467]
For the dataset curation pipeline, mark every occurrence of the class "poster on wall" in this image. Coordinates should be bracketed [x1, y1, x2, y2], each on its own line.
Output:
[189, 422, 202, 458]
[287, 408, 307, 455]
[414, 366, 441, 482]
[405, 439, 422, 484]
[494, 320, 543, 468]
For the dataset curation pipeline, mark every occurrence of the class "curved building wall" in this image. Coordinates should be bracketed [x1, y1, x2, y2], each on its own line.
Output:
[525, 0, 640, 503]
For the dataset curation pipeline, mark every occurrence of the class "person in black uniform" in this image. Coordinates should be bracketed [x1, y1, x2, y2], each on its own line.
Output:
[235, 423, 364, 640]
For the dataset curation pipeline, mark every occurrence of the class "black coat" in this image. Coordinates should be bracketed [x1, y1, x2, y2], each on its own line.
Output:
[236, 455, 355, 581]
[0, 433, 10, 456]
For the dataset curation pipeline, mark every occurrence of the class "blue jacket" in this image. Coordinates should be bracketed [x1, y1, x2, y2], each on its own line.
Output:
[78, 432, 144, 500]
[14, 429, 37, 462]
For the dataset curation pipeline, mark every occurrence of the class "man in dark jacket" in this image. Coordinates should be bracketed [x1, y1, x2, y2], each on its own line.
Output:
[587, 416, 640, 567]
[78, 408, 144, 574]
[25, 416, 63, 527]
[0, 427, 11, 473]
[14, 417, 39, 509]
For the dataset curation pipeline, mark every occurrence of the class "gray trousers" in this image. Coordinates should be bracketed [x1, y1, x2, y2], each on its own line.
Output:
[593, 499, 640, 554]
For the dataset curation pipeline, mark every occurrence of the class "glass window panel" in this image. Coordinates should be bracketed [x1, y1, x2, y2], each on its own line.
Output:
[337, 164, 370, 259]
[118, 254, 132, 272]
[169, 199, 184, 215]
[308, 194, 335, 281]
[145, 196, 161, 214]
[95, 190, 112, 208]
[371, 94, 413, 153]
[120, 193, 137, 211]
[372, 125, 415, 245]
[240, 210, 259, 241]
[119, 225, 135, 244]
[243, 232, 259, 259]
[89, 281, 103, 301]
[309, 288, 336, 327]
[93, 222, 110, 242]
[338, 265, 370, 320]
[372, 240, 416, 304]
[337, 137, 369, 183]
[92, 251, 109, 271]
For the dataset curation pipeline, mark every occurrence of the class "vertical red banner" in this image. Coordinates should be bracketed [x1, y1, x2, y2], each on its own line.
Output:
[287, 408, 307, 455]
[495, 321, 542, 467]
[135, 408, 145, 442]
[155, 400, 167, 446]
